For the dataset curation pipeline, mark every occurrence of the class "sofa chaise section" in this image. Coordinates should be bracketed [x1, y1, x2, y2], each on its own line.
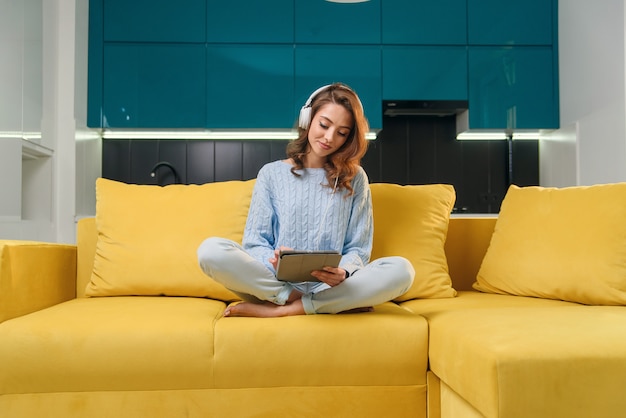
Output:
[404, 293, 626, 418]
[405, 200, 626, 418]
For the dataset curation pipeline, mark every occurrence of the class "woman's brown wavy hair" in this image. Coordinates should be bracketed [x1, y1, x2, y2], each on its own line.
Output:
[286, 83, 369, 196]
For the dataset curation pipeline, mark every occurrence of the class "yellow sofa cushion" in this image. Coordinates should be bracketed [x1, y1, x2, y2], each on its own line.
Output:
[370, 183, 457, 301]
[475, 183, 626, 305]
[401, 290, 581, 317]
[85, 178, 254, 300]
[424, 305, 626, 418]
[0, 297, 225, 393]
[214, 302, 429, 388]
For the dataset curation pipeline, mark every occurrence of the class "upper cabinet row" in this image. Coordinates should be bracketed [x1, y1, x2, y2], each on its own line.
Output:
[101, 0, 553, 46]
[89, 0, 558, 131]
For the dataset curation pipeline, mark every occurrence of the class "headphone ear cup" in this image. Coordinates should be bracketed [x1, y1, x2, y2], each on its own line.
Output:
[298, 84, 330, 130]
[299, 106, 312, 130]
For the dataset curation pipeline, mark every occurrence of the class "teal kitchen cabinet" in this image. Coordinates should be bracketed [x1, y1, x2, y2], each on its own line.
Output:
[88, 0, 103, 127]
[382, 0, 467, 45]
[102, 44, 207, 128]
[88, 0, 558, 131]
[206, 45, 295, 128]
[295, 46, 382, 130]
[207, 0, 294, 43]
[102, 0, 205, 42]
[383, 46, 467, 100]
[468, 46, 557, 130]
[468, 0, 554, 45]
[295, 0, 380, 44]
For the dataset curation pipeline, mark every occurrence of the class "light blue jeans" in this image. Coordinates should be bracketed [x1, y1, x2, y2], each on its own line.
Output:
[197, 237, 415, 314]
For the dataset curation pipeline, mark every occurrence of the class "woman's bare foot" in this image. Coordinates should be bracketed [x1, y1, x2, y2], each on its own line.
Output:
[223, 299, 305, 318]
[287, 289, 303, 303]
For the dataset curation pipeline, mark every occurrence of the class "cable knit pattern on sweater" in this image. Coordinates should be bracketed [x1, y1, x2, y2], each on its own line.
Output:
[243, 160, 373, 275]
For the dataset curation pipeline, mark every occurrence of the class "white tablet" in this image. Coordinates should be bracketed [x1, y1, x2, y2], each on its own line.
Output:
[276, 250, 342, 282]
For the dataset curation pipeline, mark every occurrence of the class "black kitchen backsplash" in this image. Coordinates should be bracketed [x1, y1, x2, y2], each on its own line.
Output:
[366, 115, 539, 213]
[102, 115, 538, 214]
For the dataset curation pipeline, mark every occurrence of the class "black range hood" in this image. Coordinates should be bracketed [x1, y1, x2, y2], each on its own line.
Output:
[383, 100, 468, 117]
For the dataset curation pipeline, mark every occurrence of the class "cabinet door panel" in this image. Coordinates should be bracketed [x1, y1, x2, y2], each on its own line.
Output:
[295, 0, 380, 44]
[468, 47, 557, 129]
[383, 46, 467, 100]
[187, 141, 215, 184]
[468, 0, 553, 45]
[242, 141, 272, 180]
[295, 46, 382, 129]
[130, 140, 159, 185]
[103, 0, 205, 42]
[103, 44, 206, 128]
[158, 140, 187, 185]
[377, 122, 408, 184]
[382, 0, 467, 45]
[102, 140, 130, 182]
[207, 45, 294, 128]
[361, 140, 381, 183]
[207, 0, 293, 43]
[214, 142, 243, 181]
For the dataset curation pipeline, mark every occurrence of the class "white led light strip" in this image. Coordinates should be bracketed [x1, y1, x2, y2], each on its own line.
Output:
[0, 131, 42, 140]
[456, 131, 542, 140]
[101, 129, 378, 141]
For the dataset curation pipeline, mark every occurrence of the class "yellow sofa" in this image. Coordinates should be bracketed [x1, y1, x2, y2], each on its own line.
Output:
[1, 179, 625, 418]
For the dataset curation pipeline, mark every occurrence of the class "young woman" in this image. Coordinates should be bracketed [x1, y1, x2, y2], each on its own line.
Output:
[197, 83, 414, 317]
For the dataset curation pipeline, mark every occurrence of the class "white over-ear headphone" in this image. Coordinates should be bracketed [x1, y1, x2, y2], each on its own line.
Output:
[298, 85, 331, 130]
[298, 83, 364, 131]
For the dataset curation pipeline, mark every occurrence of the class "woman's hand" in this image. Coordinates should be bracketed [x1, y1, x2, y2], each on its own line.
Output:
[311, 266, 348, 287]
[269, 246, 293, 271]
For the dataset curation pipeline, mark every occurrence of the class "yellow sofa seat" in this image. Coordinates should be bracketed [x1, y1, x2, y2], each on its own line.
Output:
[0, 297, 428, 394]
[403, 292, 626, 418]
[402, 290, 581, 316]
[0, 296, 224, 393]
[214, 302, 428, 389]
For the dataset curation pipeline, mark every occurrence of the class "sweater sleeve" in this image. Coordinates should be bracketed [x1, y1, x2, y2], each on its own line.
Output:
[339, 168, 373, 275]
[242, 166, 277, 272]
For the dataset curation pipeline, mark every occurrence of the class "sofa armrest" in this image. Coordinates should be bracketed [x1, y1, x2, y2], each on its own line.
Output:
[0, 240, 77, 323]
[76, 218, 97, 298]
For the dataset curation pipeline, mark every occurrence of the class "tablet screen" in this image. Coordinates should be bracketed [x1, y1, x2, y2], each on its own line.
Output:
[276, 251, 341, 282]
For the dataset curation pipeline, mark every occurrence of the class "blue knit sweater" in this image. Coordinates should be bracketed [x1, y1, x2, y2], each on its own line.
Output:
[243, 160, 373, 275]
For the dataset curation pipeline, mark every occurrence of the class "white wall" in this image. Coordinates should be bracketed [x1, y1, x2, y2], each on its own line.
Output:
[75, 0, 100, 220]
[42, 0, 77, 244]
[43, 0, 96, 243]
[0, 0, 42, 135]
[0, 0, 54, 241]
[0, 0, 97, 243]
[542, 0, 626, 186]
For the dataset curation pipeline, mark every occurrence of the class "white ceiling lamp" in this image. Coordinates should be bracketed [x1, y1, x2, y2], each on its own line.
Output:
[325, 0, 370, 3]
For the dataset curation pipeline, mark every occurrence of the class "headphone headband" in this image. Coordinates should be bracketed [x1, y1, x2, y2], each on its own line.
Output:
[298, 84, 362, 130]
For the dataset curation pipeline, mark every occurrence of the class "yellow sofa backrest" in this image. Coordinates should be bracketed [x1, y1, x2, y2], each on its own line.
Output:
[445, 217, 496, 291]
[77, 218, 97, 298]
[76, 215, 496, 297]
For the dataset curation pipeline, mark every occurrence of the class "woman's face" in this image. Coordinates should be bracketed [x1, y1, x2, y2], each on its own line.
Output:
[306, 103, 353, 167]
